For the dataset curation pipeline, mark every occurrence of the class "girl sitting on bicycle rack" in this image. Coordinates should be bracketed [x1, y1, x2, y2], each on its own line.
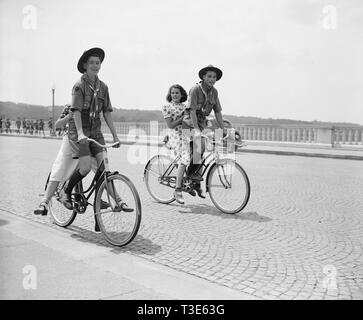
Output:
[161, 84, 193, 204]
[33, 104, 98, 216]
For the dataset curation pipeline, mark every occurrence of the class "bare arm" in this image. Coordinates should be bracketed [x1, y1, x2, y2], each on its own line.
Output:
[190, 109, 200, 132]
[55, 114, 70, 129]
[214, 111, 225, 130]
[103, 111, 120, 145]
[73, 110, 86, 141]
[165, 116, 183, 129]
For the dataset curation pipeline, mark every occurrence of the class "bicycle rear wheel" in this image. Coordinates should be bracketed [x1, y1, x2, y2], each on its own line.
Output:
[48, 182, 77, 227]
[207, 159, 250, 214]
[144, 155, 176, 204]
[94, 174, 141, 247]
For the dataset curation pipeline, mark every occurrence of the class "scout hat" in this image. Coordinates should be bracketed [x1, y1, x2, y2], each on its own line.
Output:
[198, 65, 223, 81]
[77, 47, 105, 73]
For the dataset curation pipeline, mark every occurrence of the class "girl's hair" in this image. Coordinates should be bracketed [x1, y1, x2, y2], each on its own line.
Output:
[166, 84, 187, 103]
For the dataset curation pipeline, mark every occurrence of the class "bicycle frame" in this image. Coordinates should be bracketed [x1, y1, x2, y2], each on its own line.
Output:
[61, 158, 116, 213]
[159, 147, 223, 189]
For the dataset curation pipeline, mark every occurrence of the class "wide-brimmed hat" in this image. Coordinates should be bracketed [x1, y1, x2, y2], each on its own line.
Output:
[77, 47, 105, 73]
[198, 65, 223, 81]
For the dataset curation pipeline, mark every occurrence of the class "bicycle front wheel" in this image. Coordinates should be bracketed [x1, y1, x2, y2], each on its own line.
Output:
[144, 155, 176, 204]
[94, 174, 141, 247]
[207, 159, 250, 214]
[48, 182, 77, 227]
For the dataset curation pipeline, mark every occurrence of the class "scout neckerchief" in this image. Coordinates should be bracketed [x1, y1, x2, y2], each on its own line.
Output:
[197, 81, 212, 115]
[82, 73, 100, 129]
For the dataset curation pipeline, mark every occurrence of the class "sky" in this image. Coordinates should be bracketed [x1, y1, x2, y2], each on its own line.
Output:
[0, 0, 362, 124]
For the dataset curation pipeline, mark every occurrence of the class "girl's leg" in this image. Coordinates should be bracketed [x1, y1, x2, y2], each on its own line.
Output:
[176, 164, 186, 189]
[174, 164, 186, 204]
[174, 136, 192, 204]
[34, 180, 60, 215]
[44, 181, 60, 202]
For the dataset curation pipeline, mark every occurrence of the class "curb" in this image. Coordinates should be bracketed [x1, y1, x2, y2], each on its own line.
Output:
[237, 149, 363, 161]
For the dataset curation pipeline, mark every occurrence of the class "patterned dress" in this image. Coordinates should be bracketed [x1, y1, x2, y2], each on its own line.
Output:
[162, 102, 191, 166]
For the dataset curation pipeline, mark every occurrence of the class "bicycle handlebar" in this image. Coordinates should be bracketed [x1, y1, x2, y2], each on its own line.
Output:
[87, 138, 120, 148]
[200, 132, 247, 147]
[200, 133, 229, 140]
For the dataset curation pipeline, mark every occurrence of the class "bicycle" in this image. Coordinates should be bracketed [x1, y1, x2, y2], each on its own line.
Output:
[45, 138, 142, 247]
[144, 130, 251, 214]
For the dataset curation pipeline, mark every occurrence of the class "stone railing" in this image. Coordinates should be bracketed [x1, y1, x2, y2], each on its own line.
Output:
[332, 126, 363, 145]
[100, 122, 363, 146]
[3, 120, 362, 146]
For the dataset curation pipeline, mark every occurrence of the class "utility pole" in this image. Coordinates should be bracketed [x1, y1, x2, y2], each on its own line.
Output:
[52, 84, 56, 135]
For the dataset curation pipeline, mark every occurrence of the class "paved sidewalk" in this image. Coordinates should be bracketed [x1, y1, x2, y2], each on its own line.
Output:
[0, 210, 256, 300]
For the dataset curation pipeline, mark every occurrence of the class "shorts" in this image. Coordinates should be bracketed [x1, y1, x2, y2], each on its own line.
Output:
[69, 133, 105, 159]
[49, 135, 97, 182]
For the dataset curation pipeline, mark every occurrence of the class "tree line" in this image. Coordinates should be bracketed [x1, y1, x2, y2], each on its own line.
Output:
[0, 101, 360, 127]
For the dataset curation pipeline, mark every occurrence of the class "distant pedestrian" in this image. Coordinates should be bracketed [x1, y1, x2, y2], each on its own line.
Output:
[29, 120, 34, 135]
[5, 118, 11, 134]
[16, 117, 21, 134]
[48, 118, 53, 135]
[22, 118, 27, 134]
[35, 119, 39, 135]
[26, 119, 31, 134]
[0, 116, 3, 133]
[39, 119, 45, 136]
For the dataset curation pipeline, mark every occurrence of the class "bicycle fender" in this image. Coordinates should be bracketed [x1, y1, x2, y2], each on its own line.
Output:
[205, 159, 236, 193]
[143, 158, 153, 178]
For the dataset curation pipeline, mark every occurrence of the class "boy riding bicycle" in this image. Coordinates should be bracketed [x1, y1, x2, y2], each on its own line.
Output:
[60, 48, 133, 226]
[182, 65, 226, 201]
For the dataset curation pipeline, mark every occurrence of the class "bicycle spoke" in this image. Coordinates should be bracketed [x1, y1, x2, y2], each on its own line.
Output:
[208, 160, 250, 214]
[94, 209, 113, 216]
[144, 155, 175, 204]
[95, 174, 141, 247]
[145, 168, 162, 178]
[48, 185, 77, 227]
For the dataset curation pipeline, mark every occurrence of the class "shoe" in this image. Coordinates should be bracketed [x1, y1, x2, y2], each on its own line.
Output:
[114, 200, 134, 213]
[59, 191, 73, 210]
[100, 200, 110, 210]
[174, 190, 185, 204]
[33, 202, 48, 216]
[188, 189, 196, 197]
[188, 173, 204, 181]
[194, 186, 206, 199]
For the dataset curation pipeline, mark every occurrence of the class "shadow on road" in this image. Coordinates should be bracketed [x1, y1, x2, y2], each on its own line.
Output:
[178, 204, 272, 222]
[0, 219, 9, 226]
[67, 225, 162, 255]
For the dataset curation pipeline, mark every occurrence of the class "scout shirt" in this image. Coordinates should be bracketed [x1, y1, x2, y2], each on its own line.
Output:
[68, 74, 112, 142]
[184, 81, 222, 130]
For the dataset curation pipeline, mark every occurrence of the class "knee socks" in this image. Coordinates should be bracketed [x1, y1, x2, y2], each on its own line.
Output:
[65, 170, 85, 195]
